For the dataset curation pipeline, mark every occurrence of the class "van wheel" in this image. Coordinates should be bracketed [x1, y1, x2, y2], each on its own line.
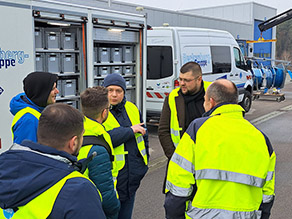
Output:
[240, 91, 252, 112]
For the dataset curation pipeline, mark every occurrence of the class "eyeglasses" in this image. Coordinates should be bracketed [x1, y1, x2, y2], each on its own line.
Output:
[179, 76, 201, 83]
[179, 78, 195, 83]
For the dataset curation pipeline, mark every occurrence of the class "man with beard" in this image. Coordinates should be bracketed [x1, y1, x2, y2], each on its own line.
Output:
[0, 103, 106, 218]
[158, 62, 210, 193]
[78, 86, 120, 219]
[159, 61, 210, 159]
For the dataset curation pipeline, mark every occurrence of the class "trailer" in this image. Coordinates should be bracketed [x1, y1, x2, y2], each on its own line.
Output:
[0, 0, 147, 152]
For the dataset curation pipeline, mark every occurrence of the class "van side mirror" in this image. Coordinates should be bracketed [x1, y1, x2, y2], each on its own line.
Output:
[246, 60, 252, 71]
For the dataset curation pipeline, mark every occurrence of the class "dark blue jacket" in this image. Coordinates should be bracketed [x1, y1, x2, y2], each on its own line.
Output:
[0, 140, 106, 219]
[107, 98, 149, 201]
[86, 144, 120, 219]
[10, 93, 44, 144]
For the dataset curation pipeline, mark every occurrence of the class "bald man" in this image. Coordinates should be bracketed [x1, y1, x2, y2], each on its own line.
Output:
[164, 79, 276, 219]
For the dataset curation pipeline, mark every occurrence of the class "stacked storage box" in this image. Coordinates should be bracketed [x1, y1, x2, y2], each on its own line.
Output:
[34, 27, 80, 108]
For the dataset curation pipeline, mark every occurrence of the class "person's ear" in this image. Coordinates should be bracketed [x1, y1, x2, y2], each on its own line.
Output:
[101, 108, 107, 120]
[198, 76, 202, 82]
[210, 97, 216, 108]
[68, 136, 78, 154]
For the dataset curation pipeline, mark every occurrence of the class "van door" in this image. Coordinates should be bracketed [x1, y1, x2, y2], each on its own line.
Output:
[146, 46, 174, 117]
[146, 30, 175, 117]
[232, 47, 248, 90]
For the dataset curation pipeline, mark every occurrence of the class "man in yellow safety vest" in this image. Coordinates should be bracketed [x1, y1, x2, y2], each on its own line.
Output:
[165, 79, 276, 219]
[159, 61, 210, 159]
[0, 103, 106, 219]
[78, 86, 120, 219]
[159, 62, 211, 193]
[103, 73, 149, 219]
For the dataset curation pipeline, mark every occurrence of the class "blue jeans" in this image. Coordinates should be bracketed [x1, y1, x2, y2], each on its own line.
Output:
[118, 195, 136, 219]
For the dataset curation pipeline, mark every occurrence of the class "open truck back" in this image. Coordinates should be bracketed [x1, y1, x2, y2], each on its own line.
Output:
[0, 0, 147, 152]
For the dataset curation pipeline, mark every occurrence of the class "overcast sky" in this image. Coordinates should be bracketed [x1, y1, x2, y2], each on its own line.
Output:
[116, 0, 291, 14]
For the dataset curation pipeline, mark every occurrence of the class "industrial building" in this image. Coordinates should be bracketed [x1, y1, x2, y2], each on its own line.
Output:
[58, 0, 277, 63]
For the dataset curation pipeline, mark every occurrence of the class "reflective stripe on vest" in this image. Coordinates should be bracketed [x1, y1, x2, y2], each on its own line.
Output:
[165, 180, 193, 197]
[103, 101, 147, 171]
[168, 81, 211, 147]
[195, 169, 266, 188]
[186, 205, 262, 219]
[78, 117, 119, 185]
[11, 107, 41, 140]
[0, 171, 95, 219]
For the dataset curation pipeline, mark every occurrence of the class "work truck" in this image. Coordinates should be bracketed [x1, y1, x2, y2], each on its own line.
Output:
[0, 0, 147, 152]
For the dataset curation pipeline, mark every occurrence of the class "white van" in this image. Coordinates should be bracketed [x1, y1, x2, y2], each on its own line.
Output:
[146, 26, 253, 120]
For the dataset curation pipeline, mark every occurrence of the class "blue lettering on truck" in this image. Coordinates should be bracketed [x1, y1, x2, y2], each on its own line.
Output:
[182, 53, 211, 67]
[0, 48, 29, 69]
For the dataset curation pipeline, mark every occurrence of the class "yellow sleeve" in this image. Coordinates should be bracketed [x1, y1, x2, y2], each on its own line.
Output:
[165, 132, 196, 197]
[262, 151, 276, 203]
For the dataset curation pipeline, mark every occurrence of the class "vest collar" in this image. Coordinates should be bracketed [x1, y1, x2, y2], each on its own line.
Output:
[203, 103, 245, 117]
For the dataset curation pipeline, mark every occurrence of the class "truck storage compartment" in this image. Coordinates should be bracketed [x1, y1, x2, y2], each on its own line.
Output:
[61, 79, 77, 96]
[97, 47, 110, 63]
[47, 53, 60, 73]
[122, 46, 134, 62]
[62, 53, 75, 73]
[111, 47, 122, 63]
[46, 31, 60, 49]
[35, 53, 45, 71]
[61, 32, 75, 50]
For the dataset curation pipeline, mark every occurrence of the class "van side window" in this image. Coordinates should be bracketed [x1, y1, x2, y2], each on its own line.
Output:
[234, 47, 246, 70]
[210, 46, 231, 74]
[147, 46, 173, 79]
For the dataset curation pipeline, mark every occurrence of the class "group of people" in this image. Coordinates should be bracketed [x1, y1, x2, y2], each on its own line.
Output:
[0, 72, 148, 218]
[0, 61, 275, 219]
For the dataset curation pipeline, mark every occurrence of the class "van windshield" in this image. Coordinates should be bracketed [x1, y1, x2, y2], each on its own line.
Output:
[147, 46, 173, 79]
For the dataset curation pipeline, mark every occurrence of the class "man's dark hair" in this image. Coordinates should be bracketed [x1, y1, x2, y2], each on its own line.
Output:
[180, 62, 202, 77]
[207, 79, 238, 104]
[37, 103, 84, 149]
[81, 86, 108, 119]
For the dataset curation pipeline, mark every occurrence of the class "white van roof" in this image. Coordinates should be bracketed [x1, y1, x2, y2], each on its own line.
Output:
[151, 26, 234, 38]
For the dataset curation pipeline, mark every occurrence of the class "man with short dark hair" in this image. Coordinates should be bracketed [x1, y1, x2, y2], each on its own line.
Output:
[165, 79, 276, 219]
[79, 86, 120, 219]
[10, 71, 59, 144]
[158, 62, 211, 194]
[159, 62, 210, 159]
[0, 103, 106, 219]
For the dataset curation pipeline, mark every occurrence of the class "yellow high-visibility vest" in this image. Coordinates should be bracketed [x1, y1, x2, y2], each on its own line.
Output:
[0, 171, 98, 219]
[78, 117, 119, 191]
[166, 104, 275, 218]
[168, 81, 211, 147]
[103, 101, 148, 171]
